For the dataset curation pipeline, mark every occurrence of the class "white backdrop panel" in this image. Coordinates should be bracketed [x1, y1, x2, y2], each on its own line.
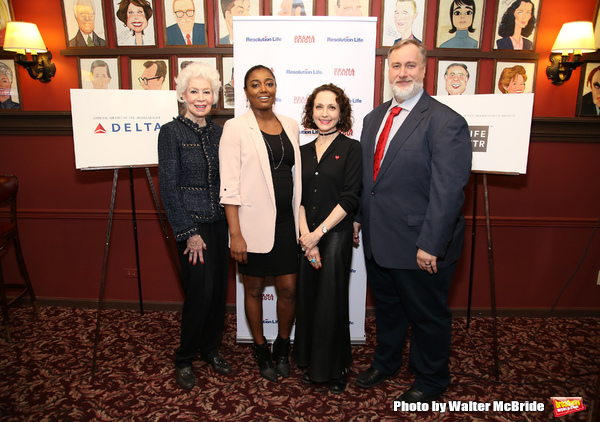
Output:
[233, 16, 376, 343]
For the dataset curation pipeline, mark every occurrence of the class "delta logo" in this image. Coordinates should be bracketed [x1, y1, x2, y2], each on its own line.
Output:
[245, 35, 283, 42]
[294, 35, 315, 43]
[334, 68, 355, 76]
[551, 397, 585, 417]
[326, 36, 364, 43]
[93, 122, 162, 134]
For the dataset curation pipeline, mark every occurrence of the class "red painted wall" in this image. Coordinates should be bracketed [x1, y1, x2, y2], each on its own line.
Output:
[1, 0, 599, 311]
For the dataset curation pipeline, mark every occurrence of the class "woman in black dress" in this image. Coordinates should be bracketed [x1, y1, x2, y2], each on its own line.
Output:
[294, 83, 362, 393]
[219, 65, 301, 382]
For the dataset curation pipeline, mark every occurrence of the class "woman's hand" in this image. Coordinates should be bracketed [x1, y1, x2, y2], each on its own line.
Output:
[299, 230, 321, 252]
[305, 246, 321, 270]
[353, 222, 361, 248]
[229, 233, 248, 264]
[184, 234, 206, 266]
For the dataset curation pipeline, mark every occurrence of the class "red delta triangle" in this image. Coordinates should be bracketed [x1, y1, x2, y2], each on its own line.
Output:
[94, 124, 106, 134]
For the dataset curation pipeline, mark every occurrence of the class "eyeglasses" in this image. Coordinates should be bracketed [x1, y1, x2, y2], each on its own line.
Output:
[138, 76, 162, 85]
[174, 10, 195, 18]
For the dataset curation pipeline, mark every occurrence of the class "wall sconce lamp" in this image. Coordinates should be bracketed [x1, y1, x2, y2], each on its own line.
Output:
[2, 22, 56, 83]
[546, 21, 597, 86]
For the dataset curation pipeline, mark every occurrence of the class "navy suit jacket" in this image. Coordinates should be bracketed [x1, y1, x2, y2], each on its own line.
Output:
[358, 92, 472, 269]
[166, 23, 206, 45]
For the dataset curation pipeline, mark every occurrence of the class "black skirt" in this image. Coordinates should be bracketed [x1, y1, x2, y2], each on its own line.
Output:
[237, 130, 299, 277]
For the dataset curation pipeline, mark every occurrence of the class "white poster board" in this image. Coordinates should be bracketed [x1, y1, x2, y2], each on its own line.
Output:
[434, 93, 534, 174]
[70, 89, 178, 170]
[233, 16, 376, 343]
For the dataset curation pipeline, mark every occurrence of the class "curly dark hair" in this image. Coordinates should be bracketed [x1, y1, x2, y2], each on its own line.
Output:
[301, 84, 353, 133]
[116, 0, 153, 26]
[497, 0, 536, 38]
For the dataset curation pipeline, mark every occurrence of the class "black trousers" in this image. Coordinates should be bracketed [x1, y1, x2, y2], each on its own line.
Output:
[366, 257, 456, 395]
[174, 220, 229, 368]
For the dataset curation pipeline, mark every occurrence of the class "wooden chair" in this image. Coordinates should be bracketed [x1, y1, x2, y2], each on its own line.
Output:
[0, 175, 39, 342]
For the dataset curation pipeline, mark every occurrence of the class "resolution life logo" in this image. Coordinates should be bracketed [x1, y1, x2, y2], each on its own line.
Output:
[327, 36, 364, 43]
[245, 36, 283, 42]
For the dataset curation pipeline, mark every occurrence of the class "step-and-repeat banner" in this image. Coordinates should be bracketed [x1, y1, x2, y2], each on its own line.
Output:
[233, 16, 377, 343]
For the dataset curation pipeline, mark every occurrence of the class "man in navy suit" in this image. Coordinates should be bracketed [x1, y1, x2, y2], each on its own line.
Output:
[166, 0, 206, 45]
[354, 39, 472, 404]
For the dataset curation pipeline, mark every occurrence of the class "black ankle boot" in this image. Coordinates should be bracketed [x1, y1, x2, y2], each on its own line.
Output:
[272, 335, 291, 378]
[252, 337, 278, 382]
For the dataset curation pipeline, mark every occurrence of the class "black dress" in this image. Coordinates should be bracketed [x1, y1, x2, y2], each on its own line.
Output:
[237, 130, 299, 277]
[293, 134, 363, 382]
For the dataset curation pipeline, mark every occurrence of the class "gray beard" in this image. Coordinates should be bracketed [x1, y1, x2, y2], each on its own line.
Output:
[391, 80, 423, 102]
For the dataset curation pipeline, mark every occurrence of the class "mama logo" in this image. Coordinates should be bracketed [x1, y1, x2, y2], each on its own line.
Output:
[294, 35, 315, 43]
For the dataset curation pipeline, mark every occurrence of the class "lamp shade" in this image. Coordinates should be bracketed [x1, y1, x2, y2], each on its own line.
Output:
[3, 22, 48, 54]
[551, 21, 597, 54]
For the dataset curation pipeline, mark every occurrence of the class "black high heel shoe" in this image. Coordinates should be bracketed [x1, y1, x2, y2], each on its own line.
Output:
[329, 370, 347, 394]
[251, 337, 278, 382]
[272, 335, 291, 378]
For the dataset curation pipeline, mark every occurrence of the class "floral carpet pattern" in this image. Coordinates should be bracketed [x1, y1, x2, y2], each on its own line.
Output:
[0, 307, 598, 421]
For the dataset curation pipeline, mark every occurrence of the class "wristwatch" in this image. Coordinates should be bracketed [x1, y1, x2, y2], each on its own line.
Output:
[321, 224, 328, 235]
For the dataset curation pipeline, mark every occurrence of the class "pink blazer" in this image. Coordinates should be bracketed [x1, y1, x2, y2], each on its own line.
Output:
[219, 109, 301, 253]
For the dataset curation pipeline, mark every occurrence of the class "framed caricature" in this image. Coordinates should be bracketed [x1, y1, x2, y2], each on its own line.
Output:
[176, 56, 218, 74]
[130, 58, 171, 90]
[326, 0, 370, 16]
[222, 56, 234, 109]
[61, 0, 108, 47]
[216, 0, 262, 46]
[492, 0, 541, 51]
[78, 57, 120, 89]
[0, 59, 21, 110]
[113, 0, 157, 47]
[0, 0, 15, 47]
[163, 0, 208, 46]
[435, 0, 484, 49]
[380, 0, 426, 48]
[269, 0, 314, 16]
[576, 62, 600, 117]
[434, 59, 478, 96]
[493, 60, 536, 94]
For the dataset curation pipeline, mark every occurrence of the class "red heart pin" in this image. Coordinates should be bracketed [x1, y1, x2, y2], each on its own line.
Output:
[335, 155, 340, 159]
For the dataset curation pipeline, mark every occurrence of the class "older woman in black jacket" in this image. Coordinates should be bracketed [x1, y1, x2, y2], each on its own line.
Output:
[158, 62, 231, 390]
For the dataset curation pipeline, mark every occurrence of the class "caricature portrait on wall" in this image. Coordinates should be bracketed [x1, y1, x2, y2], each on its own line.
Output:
[577, 62, 600, 117]
[131, 58, 170, 90]
[326, 0, 369, 16]
[493, 0, 541, 51]
[0, 0, 14, 47]
[435, 59, 478, 96]
[222, 56, 234, 109]
[216, 0, 261, 46]
[0, 59, 20, 110]
[78, 57, 120, 89]
[163, 0, 207, 46]
[271, 0, 313, 15]
[436, 0, 484, 49]
[493, 60, 536, 94]
[381, 0, 426, 47]
[62, 0, 107, 47]
[113, 0, 157, 46]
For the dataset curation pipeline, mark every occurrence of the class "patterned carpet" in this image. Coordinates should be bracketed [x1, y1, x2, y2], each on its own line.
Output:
[0, 306, 598, 421]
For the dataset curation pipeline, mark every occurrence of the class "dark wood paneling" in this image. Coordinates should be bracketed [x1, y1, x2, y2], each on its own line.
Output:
[1, 112, 599, 142]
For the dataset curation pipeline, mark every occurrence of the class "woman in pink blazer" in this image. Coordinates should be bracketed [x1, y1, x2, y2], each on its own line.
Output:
[219, 65, 301, 382]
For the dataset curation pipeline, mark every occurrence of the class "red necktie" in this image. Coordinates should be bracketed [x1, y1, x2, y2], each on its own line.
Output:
[186, 34, 192, 45]
[373, 106, 401, 181]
